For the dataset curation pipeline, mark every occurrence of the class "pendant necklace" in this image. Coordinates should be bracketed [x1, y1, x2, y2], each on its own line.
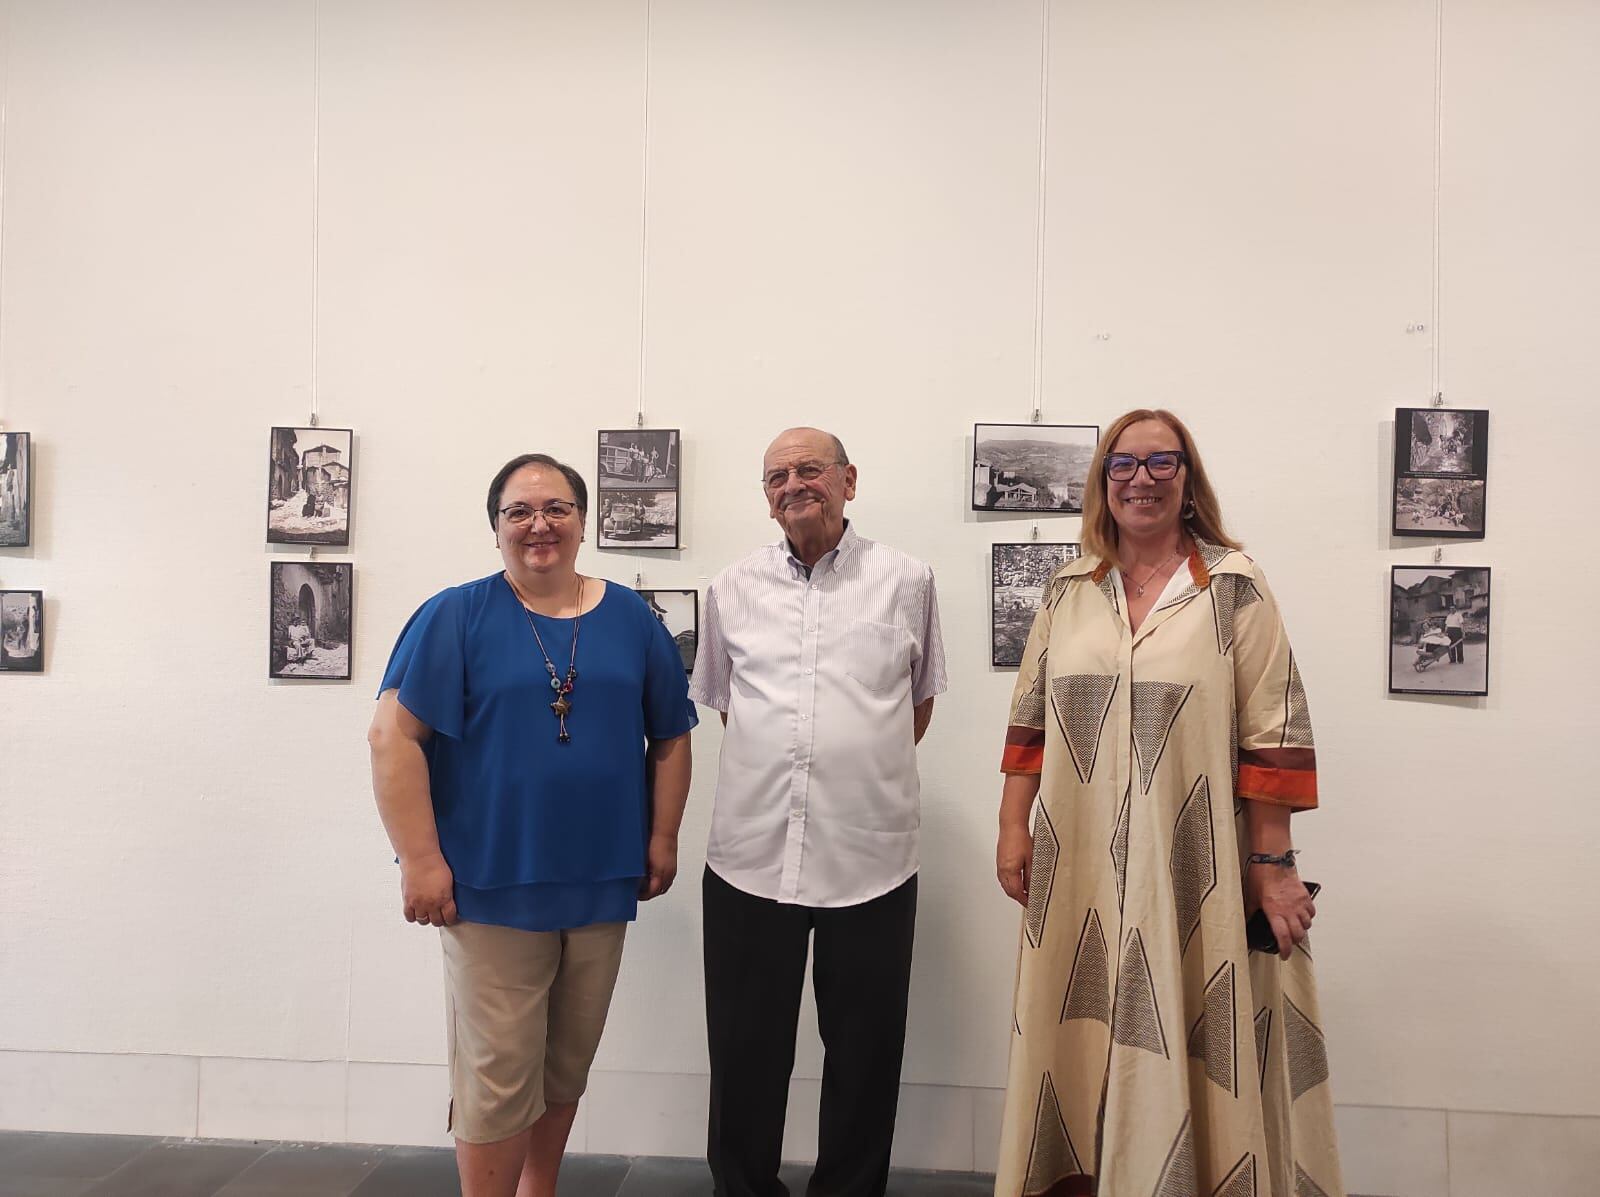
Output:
[510, 573, 584, 744]
[1128, 544, 1184, 598]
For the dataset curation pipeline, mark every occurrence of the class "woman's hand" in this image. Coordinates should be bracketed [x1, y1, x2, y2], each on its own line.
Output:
[1245, 864, 1315, 959]
[639, 832, 678, 900]
[401, 852, 458, 927]
[996, 819, 1033, 907]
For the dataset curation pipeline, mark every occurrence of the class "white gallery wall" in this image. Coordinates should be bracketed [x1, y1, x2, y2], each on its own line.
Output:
[1, 2, 1597, 1194]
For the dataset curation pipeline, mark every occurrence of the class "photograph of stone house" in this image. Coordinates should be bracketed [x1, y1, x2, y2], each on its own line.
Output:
[1389, 566, 1491, 696]
[270, 561, 353, 680]
[267, 427, 353, 545]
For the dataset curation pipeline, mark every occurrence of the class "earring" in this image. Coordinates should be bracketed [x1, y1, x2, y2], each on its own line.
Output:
[1182, 499, 1196, 518]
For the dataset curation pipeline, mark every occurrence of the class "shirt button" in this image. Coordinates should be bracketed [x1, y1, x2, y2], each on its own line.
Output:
[810, 583, 819, 590]
[799, 714, 809, 721]
[804, 668, 813, 675]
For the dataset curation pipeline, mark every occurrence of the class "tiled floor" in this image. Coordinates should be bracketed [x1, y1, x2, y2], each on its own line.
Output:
[0, 1132, 996, 1197]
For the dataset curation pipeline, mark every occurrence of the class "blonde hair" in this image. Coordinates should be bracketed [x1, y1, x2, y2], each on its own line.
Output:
[1081, 409, 1241, 566]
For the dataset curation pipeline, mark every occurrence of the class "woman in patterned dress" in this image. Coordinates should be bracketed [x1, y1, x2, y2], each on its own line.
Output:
[992, 410, 1344, 1197]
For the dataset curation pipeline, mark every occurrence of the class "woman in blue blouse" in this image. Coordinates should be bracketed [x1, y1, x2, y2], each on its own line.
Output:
[368, 453, 695, 1197]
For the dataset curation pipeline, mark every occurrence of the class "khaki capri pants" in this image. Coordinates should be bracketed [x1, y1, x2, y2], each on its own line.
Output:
[441, 920, 628, 1144]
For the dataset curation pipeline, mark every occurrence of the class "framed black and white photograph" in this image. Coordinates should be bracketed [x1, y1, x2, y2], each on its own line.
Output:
[1389, 566, 1490, 696]
[973, 423, 1099, 513]
[598, 488, 678, 550]
[599, 429, 679, 490]
[991, 542, 1081, 668]
[0, 432, 30, 548]
[639, 588, 698, 676]
[267, 426, 354, 545]
[270, 561, 353, 680]
[1392, 408, 1488, 539]
[0, 590, 44, 672]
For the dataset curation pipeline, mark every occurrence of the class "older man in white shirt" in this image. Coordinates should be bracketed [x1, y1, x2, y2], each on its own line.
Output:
[690, 427, 947, 1197]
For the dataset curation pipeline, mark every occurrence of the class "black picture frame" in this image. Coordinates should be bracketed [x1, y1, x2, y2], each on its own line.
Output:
[270, 561, 354, 681]
[1391, 408, 1489, 539]
[973, 423, 1099, 514]
[0, 432, 31, 548]
[267, 426, 354, 546]
[1388, 565, 1491, 696]
[598, 487, 679, 550]
[991, 542, 1081, 668]
[599, 429, 680, 490]
[0, 589, 44, 672]
[638, 588, 698, 677]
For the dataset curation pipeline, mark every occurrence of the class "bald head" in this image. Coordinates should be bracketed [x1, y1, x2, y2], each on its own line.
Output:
[761, 426, 858, 564]
[764, 427, 848, 468]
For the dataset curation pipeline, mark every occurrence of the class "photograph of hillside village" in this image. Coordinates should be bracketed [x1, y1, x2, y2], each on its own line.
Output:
[973, 423, 1098, 513]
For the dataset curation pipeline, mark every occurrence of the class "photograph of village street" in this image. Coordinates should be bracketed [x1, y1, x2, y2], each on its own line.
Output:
[1389, 566, 1491, 695]
[267, 427, 353, 545]
[991, 542, 1080, 667]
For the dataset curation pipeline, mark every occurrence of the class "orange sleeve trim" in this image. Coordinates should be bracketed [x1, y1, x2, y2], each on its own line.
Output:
[1001, 743, 1045, 775]
[1236, 762, 1318, 809]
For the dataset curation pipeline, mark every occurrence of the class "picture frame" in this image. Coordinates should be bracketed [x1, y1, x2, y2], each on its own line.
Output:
[599, 429, 680, 490]
[638, 588, 698, 677]
[992, 542, 1081, 668]
[1388, 565, 1491, 696]
[0, 589, 44, 672]
[1391, 408, 1489, 539]
[0, 432, 31, 548]
[270, 561, 354, 681]
[973, 423, 1099, 514]
[267, 427, 354, 546]
[598, 488, 679, 550]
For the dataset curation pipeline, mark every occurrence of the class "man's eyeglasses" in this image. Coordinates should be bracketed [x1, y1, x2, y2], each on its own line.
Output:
[762, 461, 840, 491]
[1104, 451, 1188, 482]
[498, 500, 578, 527]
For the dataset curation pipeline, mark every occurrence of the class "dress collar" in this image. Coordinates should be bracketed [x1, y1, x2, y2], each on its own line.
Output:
[783, 520, 858, 576]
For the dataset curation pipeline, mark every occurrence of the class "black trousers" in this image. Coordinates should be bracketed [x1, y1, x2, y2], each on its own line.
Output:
[703, 866, 918, 1197]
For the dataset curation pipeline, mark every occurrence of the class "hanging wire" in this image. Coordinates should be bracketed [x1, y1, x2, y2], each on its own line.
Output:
[634, 0, 653, 431]
[1027, 0, 1050, 425]
[308, 0, 322, 430]
[0, 3, 10, 422]
[1428, 0, 1444, 408]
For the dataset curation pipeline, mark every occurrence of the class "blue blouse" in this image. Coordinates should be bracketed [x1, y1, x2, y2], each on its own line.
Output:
[378, 574, 698, 931]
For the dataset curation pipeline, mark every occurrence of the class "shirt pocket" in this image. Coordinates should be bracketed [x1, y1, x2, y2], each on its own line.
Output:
[844, 619, 911, 693]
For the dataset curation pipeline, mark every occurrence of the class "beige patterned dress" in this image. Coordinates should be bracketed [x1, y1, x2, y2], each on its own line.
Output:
[994, 540, 1344, 1197]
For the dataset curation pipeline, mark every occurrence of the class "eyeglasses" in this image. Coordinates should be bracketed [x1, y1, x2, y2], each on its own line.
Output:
[762, 461, 840, 491]
[498, 500, 578, 527]
[1104, 450, 1188, 482]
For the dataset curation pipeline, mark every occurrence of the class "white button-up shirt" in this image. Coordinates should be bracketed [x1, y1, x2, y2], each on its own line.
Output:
[689, 524, 948, 907]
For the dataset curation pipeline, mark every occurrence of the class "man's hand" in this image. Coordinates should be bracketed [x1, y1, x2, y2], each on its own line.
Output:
[401, 852, 458, 927]
[639, 832, 679, 900]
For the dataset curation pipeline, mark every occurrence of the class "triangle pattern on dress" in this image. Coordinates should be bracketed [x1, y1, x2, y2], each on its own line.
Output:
[1131, 681, 1192, 793]
[1294, 1163, 1331, 1197]
[1282, 654, 1314, 748]
[1186, 960, 1236, 1096]
[1211, 574, 1262, 656]
[1051, 673, 1119, 784]
[1023, 1072, 1083, 1196]
[1111, 928, 1168, 1057]
[1212, 1153, 1256, 1197]
[1060, 908, 1111, 1026]
[1095, 570, 1120, 616]
[1284, 996, 1330, 1101]
[1170, 774, 1217, 955]
[1254, 1008, 1273, 1090]
[1109, 786, 1131, 914]
[1025, 804, 1060, 950]
[1150, 1112, 1195, 1197]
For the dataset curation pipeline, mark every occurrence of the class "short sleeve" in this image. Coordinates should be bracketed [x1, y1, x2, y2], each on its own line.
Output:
[1000, 576, 1062, 775]
[911, 566, 948, 705]
[643, 606, 700, 740]
[378, 590, 467, 740]
[1232, 565, 1318, 809]
[687, 580, 731, 711]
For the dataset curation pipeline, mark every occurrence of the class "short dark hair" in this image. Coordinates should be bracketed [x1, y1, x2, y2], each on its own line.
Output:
[486, 454, 589, 529]
[830, 434, 849, 466]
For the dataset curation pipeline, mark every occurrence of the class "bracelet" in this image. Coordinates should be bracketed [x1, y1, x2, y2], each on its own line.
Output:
[1246, 850, 1299, 868]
